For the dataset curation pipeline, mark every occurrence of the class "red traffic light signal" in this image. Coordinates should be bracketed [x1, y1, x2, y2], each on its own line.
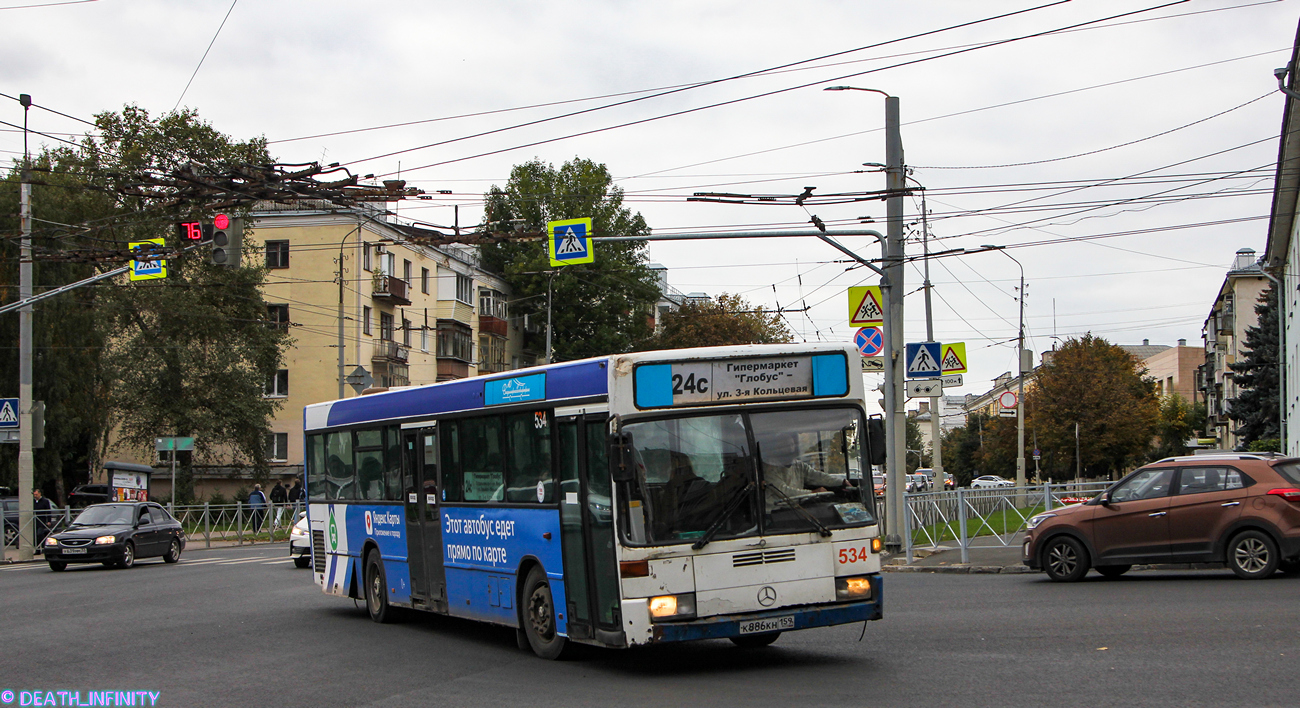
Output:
[214, 213, 230, 230]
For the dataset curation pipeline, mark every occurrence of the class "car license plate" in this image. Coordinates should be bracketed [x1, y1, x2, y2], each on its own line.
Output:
[62, 548, 86, 554]
[738, 616, 795, 635]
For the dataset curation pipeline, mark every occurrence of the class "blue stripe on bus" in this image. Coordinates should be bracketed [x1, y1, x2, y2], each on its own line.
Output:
[651, 577, 883, 643]
[634, 364, 673, 408]
[322, 359, 609, 428]
[811, 353, 848, 397]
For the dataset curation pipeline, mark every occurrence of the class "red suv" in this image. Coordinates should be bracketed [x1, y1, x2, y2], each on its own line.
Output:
[1024, 454, 1300, 581]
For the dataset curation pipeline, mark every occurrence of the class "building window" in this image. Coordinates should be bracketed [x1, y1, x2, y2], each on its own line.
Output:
[403, 259, 412, 285]
[264, 369, 289, 398]
[402, 317, 412, 347]
[420, 326, 429, 352]
[265, 240, 290, 269]
[363, 306, 372, 335]
[382, 250, 395, 277]
[436, 321, 474, 362]
[380, 312, 395, 341]
[421, 267, 430, 294]
[456, 274, 473, 304]
[266, 304, 289, 331]
[265, 432, 289, 462]
[363, 243, 372, 272]
[479, 289, 508, 319]
[479, 335, 506, 373]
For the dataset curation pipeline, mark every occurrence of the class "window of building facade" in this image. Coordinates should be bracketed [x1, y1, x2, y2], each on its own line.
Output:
[266, 304, 289, 331]
[456, 273, 473, 304]
[479, 288, 507, 319]
[363, 243, 372, 271]
[264, 369, 289, 397]
[403, 259, 412, 285]
[266, 240, 290, 269]
[402, 317, 412, 347]
[265, 432, 289, 462]
[479, 335, 506, 372]
[421, 267, 430, 294]
[380, 312, 395, 341]
[436, 322, 474, 362]
[420, 326, 429, 352]
[363, 306, 372, 335]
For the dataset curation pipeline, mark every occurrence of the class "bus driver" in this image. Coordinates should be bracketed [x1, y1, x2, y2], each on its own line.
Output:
[761, 433, 851, 511]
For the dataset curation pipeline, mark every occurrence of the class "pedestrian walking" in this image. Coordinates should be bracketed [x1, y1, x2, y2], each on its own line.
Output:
[32, 488, 53, 541]
[288, 478, 303, 505]
[271, 481, 287, 526]
[249, 484, 268, 534]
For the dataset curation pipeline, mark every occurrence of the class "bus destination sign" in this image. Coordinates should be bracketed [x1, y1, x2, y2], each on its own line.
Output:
[634, 352, 848, 409]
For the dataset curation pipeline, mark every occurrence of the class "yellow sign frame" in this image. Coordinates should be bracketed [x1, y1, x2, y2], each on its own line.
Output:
[848, 285, 883, 327]
[547, 218, 595, 267]
[941, 342, 968, 374]
[129, 238, 167, 281]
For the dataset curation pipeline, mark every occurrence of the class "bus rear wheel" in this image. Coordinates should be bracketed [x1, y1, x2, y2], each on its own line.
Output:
[522, 566, 567, 660]
[365, 551, 393, 623]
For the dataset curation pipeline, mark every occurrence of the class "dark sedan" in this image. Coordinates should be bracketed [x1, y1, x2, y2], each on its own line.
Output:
[43, 502, 186, 571]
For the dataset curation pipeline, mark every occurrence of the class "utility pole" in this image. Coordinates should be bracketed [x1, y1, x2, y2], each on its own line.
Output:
[545, 270, 556, 364]
[1015, 267, 1026, 497]
[18, 93, 34, 560]
[884, 95, 906, 552]
[920, 192, 943, 499]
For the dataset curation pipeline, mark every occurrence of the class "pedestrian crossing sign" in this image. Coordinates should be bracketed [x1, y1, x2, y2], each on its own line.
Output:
[129, 238, 167, 281]
[906, 342, 942, 378]
[941, 342, 968, 374]
[547, 218, 595, 267]
[0, 398, 17, 427]
[848, 285, 883, 327]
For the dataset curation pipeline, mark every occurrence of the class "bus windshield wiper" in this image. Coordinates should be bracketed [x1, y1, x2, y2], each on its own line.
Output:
[766, 483, 833, 538]
[692, 480, 755, 551]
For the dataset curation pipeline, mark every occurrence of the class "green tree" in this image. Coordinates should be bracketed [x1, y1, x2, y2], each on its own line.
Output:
[642, 293, 792, 350]
[1150, 394, 1205, 461]
[481, 158, 660, 361]
[905, 414, 927, 473]
[1027, 335, 1159, 480]
[0, 106, 288, 501]
[1228, 285, 1279, 448]
[941, 412, 994, 486]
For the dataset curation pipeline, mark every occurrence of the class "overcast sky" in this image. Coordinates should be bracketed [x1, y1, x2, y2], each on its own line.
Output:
[3, 0, 1297, 402]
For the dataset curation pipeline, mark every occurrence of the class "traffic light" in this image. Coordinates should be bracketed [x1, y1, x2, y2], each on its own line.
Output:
[210, 213, 242, 267]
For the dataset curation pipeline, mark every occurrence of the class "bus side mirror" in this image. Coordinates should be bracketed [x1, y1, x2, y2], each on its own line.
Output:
[611, 433, 636, 483]
[864, 416, 886, 466]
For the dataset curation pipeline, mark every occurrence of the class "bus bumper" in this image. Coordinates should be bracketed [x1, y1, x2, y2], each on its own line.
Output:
[647, 575, 882, 644]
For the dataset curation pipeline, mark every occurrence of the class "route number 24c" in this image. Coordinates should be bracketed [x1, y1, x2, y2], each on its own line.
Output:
[671, 373, 709, 395]
[838, 546, 869, 564]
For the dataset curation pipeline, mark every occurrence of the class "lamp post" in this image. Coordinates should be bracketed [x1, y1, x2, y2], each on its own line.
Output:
[824, 85, 907, 551]
[980, 245, 1027, 494]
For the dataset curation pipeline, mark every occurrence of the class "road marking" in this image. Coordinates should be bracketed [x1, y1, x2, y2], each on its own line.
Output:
[214, 557, 280, 565]
[262, 559, 295, 565]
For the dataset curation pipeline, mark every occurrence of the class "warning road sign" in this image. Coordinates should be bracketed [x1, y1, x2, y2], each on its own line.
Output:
[848, 286, 883, 327]
[547, 218, 595, 267]
[906, 342, 942, 378]
[940, 342, 968, 374]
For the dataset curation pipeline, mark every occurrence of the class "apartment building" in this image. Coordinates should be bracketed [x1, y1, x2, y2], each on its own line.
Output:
[1199, 248, 1269, 451]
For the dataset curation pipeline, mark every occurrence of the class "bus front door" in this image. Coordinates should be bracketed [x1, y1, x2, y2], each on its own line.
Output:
[404, 428, 446, 611]
[557, 415, 622, 643]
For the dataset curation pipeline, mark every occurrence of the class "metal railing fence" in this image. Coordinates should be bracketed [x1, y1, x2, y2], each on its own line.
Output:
[901, 481, 1111, 564]
[4, 501, 303, 553]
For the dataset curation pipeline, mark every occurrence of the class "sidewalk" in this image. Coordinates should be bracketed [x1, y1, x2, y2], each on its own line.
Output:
[882, 544, 1034, 574]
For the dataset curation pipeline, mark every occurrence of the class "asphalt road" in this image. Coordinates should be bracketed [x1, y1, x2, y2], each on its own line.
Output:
[2, 543, 1297, 708]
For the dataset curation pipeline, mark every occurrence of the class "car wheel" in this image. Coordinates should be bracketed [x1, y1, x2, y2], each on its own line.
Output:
[1227, 530, 1279, 579]
[365, 551, 393, 623]
[48, 561, 66, 572]
[1041, 536, 1089, 582]
[521, 565, 567, 660]
[294, 556, 311, 569]
[730, 632, 781, 648]
[1095, 565, 1131, 579]
[119, 541, 135, 569]
[163, 538, 182, 564]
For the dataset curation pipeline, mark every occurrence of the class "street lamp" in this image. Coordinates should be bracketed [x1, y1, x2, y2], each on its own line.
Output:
[979, 245, 1027, 493]
[824, 84, 907, 552]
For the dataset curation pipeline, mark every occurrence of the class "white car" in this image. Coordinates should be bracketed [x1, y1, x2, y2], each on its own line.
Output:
[970, 475, 1014, 489]
[289, 511, 311, 568]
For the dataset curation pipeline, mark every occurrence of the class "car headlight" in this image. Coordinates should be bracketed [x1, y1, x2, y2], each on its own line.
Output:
[290, 526, 306, 538]
[1026, 513, 1055, 530]
[44, 537, 59, 547]
[94, 535, 116, 545]
[647, 593, 696, 622]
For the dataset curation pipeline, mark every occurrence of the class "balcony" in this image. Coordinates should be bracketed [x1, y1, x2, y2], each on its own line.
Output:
[373, 340, 410, 364]
[373, 275, 411, 306]
[479, 315, 508, 337]
[479, 361, 509, 375]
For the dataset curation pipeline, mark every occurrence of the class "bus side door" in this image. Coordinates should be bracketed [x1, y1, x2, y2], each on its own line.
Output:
[556, 414, 622, 643]
[404, 428, 446, 610]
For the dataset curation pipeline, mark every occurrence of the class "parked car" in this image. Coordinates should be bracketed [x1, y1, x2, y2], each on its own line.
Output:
[1024, 453, 1300, 581]
[67, 484, 110, 508]
[289, 510, 311, 568]
[971, 475, 1014, 489]
[42, 502, 185, 571]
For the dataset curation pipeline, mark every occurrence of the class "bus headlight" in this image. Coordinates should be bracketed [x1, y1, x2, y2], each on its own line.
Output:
[648, 593, 696, 622]
[835, 575, 873, 601]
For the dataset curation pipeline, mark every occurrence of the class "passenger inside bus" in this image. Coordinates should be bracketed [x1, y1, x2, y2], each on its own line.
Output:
[759, 433, 851, 512]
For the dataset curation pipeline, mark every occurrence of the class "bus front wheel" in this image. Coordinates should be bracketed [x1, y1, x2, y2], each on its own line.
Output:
[365, 551, 394, 624]
[521, 566, 567, 660]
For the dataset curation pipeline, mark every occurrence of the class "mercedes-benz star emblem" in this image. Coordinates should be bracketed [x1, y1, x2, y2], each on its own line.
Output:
[757, 586, 777, 607]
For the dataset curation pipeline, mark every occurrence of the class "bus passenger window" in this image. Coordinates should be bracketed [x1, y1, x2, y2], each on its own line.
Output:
[385, 427, 402, 501]
[306, 434, 327, 501]
[441, 422, 461, 502]
[506, 411, 552, 503]
[325, 431, 355, 500]
[355, 428, 385, 501]
[461, 416, 503, 502]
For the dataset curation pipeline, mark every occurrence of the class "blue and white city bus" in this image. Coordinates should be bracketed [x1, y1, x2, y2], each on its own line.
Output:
[304, 342, 883, 658]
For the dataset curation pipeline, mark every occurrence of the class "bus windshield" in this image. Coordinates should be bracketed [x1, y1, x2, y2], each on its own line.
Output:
[620, 407, 874, 545]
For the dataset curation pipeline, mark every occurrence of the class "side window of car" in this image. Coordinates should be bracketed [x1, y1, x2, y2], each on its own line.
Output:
[1178, 467, 1238, 495]
[138, 509, 152, 525]
[1111, 468, 1174, 502]
[1223, 469, 1247, 490]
